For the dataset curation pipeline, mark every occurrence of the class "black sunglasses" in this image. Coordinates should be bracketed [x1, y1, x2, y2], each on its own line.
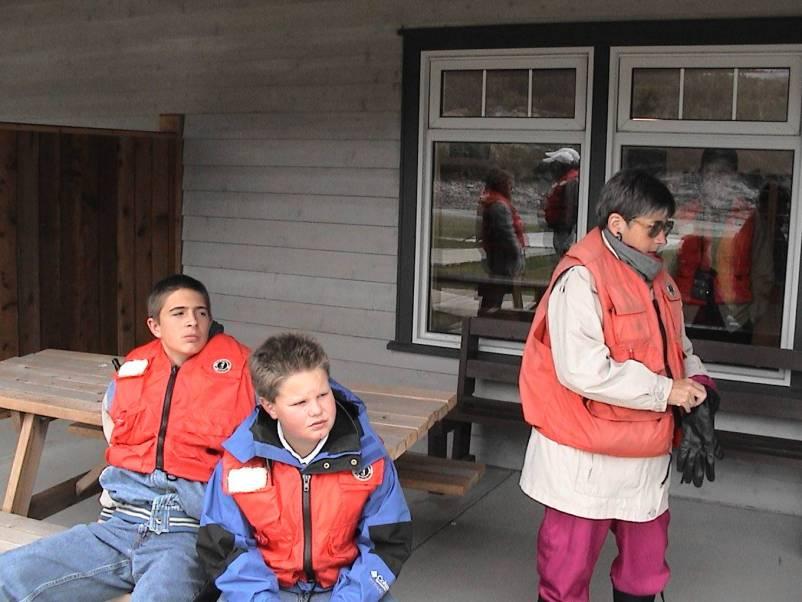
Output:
[630, 217, 674, 238]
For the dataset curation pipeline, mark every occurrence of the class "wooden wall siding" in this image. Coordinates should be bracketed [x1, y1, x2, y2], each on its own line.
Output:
[0, 130, 180, 360]
[3, 3, 798, 388]
[0, 130, 18, 359]
[183, 191, 397, 227]
[116, 135, 181, 354]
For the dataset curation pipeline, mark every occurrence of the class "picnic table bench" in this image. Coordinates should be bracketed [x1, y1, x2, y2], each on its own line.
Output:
[0, 349, 478, 520]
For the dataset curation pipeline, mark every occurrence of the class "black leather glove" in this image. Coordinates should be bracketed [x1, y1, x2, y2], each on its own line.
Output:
[676, 386, 722, 487]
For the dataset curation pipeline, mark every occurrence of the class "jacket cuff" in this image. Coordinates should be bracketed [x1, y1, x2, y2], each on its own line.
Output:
[653, 375, 672, 411]
[690, 373, 717, 392]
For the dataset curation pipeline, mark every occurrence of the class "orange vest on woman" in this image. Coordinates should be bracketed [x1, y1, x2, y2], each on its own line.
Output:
[519, 228, 685, 457]
[106, 334, 255, 482]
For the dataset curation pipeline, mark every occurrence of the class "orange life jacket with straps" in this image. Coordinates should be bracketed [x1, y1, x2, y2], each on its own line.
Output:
[106, 334, 255, 482]
[221, 453, 385, 589]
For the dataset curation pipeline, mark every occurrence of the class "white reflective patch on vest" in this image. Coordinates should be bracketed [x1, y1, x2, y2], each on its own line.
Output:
[228, 466, 268, 493]
[117, 359, 148, 377]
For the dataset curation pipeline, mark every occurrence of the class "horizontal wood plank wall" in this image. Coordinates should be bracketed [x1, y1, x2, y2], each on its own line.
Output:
[2, 3, 799, 383]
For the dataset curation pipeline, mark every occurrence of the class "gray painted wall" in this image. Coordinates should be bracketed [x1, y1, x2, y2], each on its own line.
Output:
[1, 1, 801, 463]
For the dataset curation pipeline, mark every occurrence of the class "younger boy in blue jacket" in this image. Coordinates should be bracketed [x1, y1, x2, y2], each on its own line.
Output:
[197, 332, 412, 601]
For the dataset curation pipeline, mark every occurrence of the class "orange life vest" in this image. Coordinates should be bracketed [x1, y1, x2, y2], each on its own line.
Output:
[106, 334, 255, 482]
[222, 453, 386, 589]
[519, 228, 685, 457]
[674, 198, 756, 305]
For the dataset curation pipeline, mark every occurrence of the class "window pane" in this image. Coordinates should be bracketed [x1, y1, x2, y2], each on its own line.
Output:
[631, 68, 680, 119]
[441, 70, 483, 117]
[621, 145, 794, 347]
[429, 142, 581, 335]
[684, 68, 733, 120]
[737, 68, 790, 122]
[531, 69, 576, 118]
[486, 69, 529, 117]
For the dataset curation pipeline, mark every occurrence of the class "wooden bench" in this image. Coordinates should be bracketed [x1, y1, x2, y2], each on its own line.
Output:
[429, 317, 529, 460]
[0, 511, 131, 601]
[396, 453, 485, 496]
[430, 316, 802, 461]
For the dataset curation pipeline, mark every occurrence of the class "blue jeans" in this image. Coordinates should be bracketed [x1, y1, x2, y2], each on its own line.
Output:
[0, 516, 205, 602]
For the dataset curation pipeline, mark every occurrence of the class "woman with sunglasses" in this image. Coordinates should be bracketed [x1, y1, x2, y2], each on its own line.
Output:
[519, 169, 719, 602]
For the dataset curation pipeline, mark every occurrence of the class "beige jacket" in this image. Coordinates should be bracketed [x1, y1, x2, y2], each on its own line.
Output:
[520, 255, 707, 521]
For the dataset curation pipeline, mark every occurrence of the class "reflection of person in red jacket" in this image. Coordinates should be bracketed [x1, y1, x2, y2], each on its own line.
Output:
[476, 167, 526, 314]
[542, 147, 580, 258]
[672, 148, 772, 343]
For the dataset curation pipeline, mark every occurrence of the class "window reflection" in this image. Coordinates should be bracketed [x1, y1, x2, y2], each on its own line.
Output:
[428, 142, 581, 335]
[622, 146, 794, 346]
[531, 69, 576, 118]
[441, 70, 483, 117]
[683, 68, 733, 120]
[486, 69, 529, 117]
[631, 68, 680, 119]
[737, 68, 790, 121]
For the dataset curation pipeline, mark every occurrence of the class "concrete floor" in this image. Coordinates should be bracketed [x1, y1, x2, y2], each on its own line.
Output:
[396, 467, 802, 601]
[2, 420, 801, 601]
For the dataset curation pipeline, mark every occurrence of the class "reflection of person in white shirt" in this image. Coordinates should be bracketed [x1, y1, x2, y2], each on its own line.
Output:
[672, 148, 773, 344]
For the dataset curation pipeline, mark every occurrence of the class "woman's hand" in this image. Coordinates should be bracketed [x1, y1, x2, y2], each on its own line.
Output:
[667, 378, 707, 413]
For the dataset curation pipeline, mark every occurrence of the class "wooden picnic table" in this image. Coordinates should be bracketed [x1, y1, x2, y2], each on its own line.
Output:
[0, 349, 456, 518]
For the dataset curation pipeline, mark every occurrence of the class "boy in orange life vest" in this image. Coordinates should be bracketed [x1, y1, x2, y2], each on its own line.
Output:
[0, 274, 256, 602]
[197, 333, 412, 601]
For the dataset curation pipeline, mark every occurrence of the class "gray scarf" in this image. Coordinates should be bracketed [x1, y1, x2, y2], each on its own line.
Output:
[602, 227, 662, 283]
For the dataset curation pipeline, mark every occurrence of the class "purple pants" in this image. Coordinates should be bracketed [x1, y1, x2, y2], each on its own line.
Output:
[537, 506, 670, 602]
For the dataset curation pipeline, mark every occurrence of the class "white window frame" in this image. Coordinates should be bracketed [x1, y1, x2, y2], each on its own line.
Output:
[413, 48, 594, 349]
[429, 53, 589, 130]
[608, 45, 802, 386]
[616, 46, 802, 136]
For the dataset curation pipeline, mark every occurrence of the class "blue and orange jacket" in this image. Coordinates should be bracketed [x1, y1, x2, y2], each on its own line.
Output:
[197, 380, 412, 602]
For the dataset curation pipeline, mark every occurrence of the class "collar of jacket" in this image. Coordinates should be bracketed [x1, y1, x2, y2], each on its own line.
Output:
[224, 389, 375, 474]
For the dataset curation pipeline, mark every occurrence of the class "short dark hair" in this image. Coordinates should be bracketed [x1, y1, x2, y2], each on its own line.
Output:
[147, 274, 211, 320]
[249, 332, 330, 403]
[484, 167, 513, 198]
[596, 169, 675, 229]
[701, 148, 738, 173]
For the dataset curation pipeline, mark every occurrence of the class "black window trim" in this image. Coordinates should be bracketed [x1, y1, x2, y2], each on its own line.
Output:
[393, 17, 802, 363]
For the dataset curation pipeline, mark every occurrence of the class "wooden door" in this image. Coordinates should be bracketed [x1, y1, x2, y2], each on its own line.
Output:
[0, 123, 182, 359]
